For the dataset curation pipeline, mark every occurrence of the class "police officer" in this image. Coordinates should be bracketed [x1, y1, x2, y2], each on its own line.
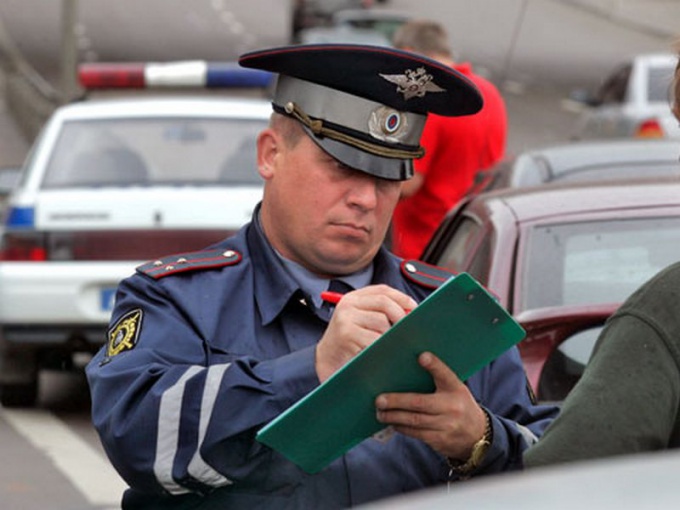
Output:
[86, 44, 558, 509]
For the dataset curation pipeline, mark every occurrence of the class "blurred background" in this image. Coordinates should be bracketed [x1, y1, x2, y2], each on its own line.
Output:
[1, 0, 678, 165]
[0, 2, 678, 509]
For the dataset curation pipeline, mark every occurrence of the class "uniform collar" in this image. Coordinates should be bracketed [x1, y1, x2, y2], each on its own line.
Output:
[247, 207, 302, 326]
[278, 257, 373, 309]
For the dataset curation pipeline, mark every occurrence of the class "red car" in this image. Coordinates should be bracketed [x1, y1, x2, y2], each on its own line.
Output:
[421, 178, 680, 400]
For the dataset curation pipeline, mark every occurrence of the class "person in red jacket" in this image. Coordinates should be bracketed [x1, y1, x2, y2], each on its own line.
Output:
[391, 20, 507, 259]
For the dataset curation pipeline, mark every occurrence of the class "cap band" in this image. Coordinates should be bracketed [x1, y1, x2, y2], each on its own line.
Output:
[274, 75, 426, 160]
[278, 101, 425, 160]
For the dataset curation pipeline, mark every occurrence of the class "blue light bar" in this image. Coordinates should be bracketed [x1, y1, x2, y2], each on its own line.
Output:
[206, 64, 274, 88]
[5, 206, 35, 228]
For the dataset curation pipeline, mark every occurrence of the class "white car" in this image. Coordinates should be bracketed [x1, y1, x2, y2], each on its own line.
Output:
[297, 8, 409, 46]
[572, 53, 680, 140]
[0, 74, 272, 406]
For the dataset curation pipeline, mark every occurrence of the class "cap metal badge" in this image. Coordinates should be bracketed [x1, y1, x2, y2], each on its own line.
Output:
[369, 106, 409, 143]
[379, 68, 445, 100]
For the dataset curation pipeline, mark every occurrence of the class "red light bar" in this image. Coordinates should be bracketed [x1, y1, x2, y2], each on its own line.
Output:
[78, 63, 146, 89]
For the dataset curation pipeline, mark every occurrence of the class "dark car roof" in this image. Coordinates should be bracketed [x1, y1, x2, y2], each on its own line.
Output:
[478, 177, 680, 222]
[423, 177, 680, 270]
[489, 139, 680, 189]
[525, 139, 680, 169]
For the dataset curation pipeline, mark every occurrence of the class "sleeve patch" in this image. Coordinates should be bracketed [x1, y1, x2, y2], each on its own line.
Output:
[400, 259, 456, 289]
[106, 308, 143, 358]
[137, 249, 242, 280]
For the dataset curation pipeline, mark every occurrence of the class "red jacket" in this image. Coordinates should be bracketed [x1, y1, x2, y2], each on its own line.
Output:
[392, 62, 507, 259]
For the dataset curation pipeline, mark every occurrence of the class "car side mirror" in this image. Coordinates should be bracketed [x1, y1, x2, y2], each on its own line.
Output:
[516, 303, 618, 403]
[569, 88, 602, 108]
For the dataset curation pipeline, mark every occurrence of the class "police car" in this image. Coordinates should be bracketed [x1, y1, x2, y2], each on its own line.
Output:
[0, 62, 273, 406]
[571, 53, 680, 140]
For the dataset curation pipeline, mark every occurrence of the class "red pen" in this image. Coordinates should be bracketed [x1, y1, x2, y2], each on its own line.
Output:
[320, 291, 344, 305]
[320, 291, 413, 313]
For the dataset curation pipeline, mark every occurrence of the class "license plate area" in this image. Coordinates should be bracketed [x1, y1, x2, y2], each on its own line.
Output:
[100, 287, 117, 312]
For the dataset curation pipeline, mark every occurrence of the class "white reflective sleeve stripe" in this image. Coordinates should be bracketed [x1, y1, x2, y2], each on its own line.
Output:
[187, 363, 233, 487]
[517, 423, 539, 446]
[153, 366, 203, 495]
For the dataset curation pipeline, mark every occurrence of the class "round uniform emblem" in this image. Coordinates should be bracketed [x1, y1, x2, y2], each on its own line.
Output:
[384, 112, 401, 134]
[368, 106, 409, 143]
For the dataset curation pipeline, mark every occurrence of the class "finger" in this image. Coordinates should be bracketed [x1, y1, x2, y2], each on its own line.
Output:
[418, 352, 463, 392]
[343, 284, 417, 318]
[336, 297, 406, 332]
[332, 301, 394, 337]
[378, 285, 419, 315]
[376, 407, 439, 430]
[375, 391, 436, 415]
[381, 285, 419, 310]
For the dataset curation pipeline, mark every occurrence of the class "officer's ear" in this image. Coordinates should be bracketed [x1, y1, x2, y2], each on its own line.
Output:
[256, 128, 278, 180]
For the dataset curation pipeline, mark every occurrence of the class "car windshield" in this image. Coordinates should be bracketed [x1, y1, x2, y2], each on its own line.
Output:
[41, 117, 267, 188]
[648, 63, 676, 102]
[344, 18, 406, 40]
[521, 216, 680, 311]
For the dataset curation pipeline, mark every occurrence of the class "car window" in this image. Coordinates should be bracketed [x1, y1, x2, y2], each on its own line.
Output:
[538, 325, 603, 402]
[520, 216, 680, 311]
[434, 216, 490, 280]
[41, 117, 267, 188]
[595, 64, 631, 105]
[343, 18, 406, 41]
[465, 231, 492, 283]
[647, 63, 676, 103]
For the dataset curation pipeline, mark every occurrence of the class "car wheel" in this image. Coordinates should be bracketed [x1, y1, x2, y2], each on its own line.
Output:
[0, 380, 39, 408]
[0, 339, 40, 407]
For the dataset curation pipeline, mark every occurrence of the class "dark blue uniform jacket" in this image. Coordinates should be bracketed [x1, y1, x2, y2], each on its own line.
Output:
[86, 214, 558, 509]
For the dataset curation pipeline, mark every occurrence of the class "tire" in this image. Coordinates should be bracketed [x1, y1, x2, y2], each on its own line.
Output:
[0, 380, 39, 408]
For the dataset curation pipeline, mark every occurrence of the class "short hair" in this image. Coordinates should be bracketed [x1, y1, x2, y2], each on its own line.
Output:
[392, 20, 452, 58]
[270, 112, 305, 148]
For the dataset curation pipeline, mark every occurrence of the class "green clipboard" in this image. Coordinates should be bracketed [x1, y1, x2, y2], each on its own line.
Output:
[256, 272, 525, 473]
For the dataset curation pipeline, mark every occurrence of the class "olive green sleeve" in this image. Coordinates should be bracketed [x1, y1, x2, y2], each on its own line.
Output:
[524, 263, 680, 468]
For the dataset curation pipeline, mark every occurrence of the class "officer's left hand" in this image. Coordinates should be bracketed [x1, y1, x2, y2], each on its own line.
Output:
[375, 351, 487, 461]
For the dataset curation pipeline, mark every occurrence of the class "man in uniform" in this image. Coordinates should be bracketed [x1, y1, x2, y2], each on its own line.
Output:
[87, 44, 557, 509]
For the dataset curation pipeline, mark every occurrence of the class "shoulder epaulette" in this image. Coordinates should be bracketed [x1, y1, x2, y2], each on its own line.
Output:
[137, 249, 242, 280]
[400, 259, 456, 289]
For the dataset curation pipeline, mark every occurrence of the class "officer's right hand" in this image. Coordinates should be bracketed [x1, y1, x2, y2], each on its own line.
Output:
[315, 284, 417, 383]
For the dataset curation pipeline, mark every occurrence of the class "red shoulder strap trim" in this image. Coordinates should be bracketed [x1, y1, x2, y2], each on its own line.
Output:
[137, 249, 242, 280]
[400, 259, 456, 289]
